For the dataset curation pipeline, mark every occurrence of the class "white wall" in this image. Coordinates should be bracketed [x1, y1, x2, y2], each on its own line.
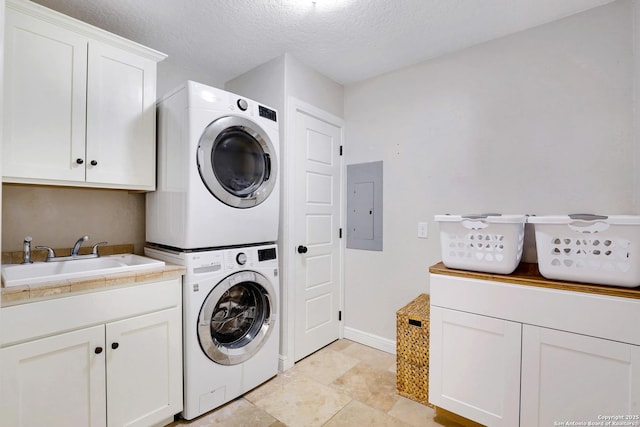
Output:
[157, 59, 223, 98]
[225, 56, 286, 112]
[1, 0, 5, 304]
[634, 0, 640, 214]
[225, 53, 343, 124]
[344, 0, 634, 343]
[283, 54, 344, 119]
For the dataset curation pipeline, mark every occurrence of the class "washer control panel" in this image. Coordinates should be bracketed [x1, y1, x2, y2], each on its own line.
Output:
[186, 251, 224, 275]
[225, 245, 278, 271]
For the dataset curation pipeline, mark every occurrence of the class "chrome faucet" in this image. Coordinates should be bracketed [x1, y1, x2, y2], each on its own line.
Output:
[72, 235, 89, 256]
[37, 235, 108, 262]
[22, 236, 33, 264]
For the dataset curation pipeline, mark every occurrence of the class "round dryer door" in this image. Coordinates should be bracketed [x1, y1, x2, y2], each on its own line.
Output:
[197, 270, 277, 365]
[197, 116, 277, 208]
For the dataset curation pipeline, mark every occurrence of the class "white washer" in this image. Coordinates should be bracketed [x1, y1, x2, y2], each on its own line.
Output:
[145, 244, 279, 420]
[146, 81, 280, 250]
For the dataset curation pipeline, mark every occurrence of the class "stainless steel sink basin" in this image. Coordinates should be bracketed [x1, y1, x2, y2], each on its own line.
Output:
[1, 254, 165, 287]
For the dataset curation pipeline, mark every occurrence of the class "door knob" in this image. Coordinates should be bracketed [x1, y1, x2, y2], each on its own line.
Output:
[111, 342, 119, 350]
[297, 245, 308, 254]
[94, 346, 103, 354]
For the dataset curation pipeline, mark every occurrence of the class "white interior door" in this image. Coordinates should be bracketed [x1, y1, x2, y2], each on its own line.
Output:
[293, 104, 343, 362]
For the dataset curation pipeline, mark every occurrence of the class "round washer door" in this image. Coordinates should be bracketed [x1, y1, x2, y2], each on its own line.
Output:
[197, 116, 277, 208]
[197, 270, 277, 365]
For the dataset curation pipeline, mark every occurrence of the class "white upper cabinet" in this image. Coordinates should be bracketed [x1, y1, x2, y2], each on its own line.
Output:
[3, 0, 166, 190]
[85, 41, 158, 188]
[3, 6, 88, 183]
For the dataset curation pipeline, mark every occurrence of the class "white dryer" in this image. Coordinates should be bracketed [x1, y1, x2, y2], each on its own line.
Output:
[144, 244, 279, 420]
[146, 81, 279, 250]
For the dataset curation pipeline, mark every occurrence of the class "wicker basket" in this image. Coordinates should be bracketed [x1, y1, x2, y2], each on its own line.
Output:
[396, 294, 432, 407]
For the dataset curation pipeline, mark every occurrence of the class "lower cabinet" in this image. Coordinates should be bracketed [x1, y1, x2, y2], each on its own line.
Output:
[0, 279, 183, 427]
[429, 273, 640, 427]
[521, 325, 640, 427]
[0, 326, 106, 426]
[107, 308, 182, 427]
[429, 307, 521, 426]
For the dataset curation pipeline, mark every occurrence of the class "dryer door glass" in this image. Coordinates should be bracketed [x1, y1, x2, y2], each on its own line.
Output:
[197, 116, 277, 209]
[198, 271, 277, 365]
[212, 129, 265, 197]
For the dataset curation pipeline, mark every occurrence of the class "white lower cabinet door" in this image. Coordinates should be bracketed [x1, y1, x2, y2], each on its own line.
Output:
[105, 307, 182, 427]
[0, 325, 106, 427]
[521, 325, 640, 427]
[429, 306, 522, 426]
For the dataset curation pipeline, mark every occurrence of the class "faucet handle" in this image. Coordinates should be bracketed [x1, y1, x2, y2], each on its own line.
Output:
[36, 246, 56, 261]
[92, 242, 108, 256]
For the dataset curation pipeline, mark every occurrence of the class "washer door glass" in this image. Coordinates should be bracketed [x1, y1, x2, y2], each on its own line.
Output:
[198, 271, 277, 365]
[197, 116, 277, 209]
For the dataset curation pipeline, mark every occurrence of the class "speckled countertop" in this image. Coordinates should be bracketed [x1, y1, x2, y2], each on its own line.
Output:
[429, 261, 640, 300]
[1, 244, 185, 307]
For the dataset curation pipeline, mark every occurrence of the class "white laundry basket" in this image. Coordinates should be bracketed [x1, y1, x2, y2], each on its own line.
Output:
[528, 214, 640, 287]
[435, 214, 527, 274]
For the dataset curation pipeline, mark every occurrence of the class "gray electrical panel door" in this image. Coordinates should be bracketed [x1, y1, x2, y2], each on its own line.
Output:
[346, 161, 383, 251]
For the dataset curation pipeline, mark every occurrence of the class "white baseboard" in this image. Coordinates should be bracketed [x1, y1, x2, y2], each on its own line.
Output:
[343, 327, 396, 355]
[278, 354, 294, 372]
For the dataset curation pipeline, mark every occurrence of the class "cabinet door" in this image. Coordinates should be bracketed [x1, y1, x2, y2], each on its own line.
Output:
[429, 306, 522, 426]
[106, 307, 182, 427]
[86, 40, 157, 190]
[0, 326, 106, 427]
[3, 8, 87, 182]
[521, 325, 640, 426]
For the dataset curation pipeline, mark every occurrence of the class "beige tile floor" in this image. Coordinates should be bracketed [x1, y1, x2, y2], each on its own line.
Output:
[169, 339, 465, 427]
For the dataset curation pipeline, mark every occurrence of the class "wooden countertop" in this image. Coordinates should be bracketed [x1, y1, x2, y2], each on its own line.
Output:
[1, 264, 186, 307]
[429, 262, 640, 300]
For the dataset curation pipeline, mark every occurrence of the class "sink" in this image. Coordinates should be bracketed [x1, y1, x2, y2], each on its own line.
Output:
[1, 254, 165, 287]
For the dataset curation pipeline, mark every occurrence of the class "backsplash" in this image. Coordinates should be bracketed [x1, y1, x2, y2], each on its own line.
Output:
[2, 184, 146, 253]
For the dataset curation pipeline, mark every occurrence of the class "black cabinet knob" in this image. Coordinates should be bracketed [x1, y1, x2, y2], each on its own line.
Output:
[111, 342, 119, 350]
[94, 346, 103, 354]
[76, 158, 84, 165]
[297, 245, 308, 254]
[90, 160, 98, 166]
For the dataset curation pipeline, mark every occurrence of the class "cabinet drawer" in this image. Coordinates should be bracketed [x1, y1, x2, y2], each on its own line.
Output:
[431, 273, 640, 346]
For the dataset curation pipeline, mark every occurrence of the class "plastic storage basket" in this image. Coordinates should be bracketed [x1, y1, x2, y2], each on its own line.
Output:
[435, 214, 527, 274]
[528, 214, 640, 287]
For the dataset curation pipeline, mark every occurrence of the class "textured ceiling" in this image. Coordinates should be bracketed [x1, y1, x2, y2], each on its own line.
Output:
[32, 0, 615, 85]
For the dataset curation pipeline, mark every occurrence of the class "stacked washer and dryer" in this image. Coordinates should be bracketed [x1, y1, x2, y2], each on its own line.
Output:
[145, 81, 280, 420]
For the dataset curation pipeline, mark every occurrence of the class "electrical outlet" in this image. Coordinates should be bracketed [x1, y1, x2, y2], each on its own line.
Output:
[418, 222, 428, 239]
